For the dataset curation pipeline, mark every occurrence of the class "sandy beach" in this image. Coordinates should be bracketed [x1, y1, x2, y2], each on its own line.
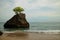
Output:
[0, 31, 60, 40]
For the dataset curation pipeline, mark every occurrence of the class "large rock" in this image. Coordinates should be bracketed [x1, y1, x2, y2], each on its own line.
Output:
[4, 13, 29, 29]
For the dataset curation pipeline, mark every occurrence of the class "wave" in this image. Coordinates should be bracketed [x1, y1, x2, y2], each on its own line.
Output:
[3, 30, 60, 34]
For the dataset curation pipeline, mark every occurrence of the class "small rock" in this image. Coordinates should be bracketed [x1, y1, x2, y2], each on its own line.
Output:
[0, 31, 3, 36]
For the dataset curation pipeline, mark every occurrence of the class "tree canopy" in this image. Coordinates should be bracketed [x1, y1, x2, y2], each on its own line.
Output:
[13, 7, 24, 13]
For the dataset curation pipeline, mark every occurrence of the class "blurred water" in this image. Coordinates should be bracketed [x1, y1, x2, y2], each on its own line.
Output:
[30, 22, 60, 30]
[0, 22, 4, 31]
[0, 22, 60, 32]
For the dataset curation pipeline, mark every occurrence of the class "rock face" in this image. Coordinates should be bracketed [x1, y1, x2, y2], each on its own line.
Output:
[4, 13, 29, 29]
[0, 31, 3, 36]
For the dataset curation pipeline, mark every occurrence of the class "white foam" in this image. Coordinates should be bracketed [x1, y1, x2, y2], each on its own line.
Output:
[3, 30, 60, 34]
[24, 30, 60, 34]
[24, 30, 60, 32]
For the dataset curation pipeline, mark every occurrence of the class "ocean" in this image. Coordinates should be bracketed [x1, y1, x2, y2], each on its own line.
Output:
[0, 22, 60, 32]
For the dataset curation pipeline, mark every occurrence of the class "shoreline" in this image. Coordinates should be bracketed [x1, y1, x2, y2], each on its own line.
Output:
[3, 30, 60, 34]
[0, 31, 60, 40]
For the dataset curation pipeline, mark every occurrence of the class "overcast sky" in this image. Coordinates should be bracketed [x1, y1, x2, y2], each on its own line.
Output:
[0, 0, 60, 22]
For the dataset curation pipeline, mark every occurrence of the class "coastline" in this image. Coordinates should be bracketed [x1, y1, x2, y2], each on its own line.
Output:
[0, 30, 60, 40]
[4, 30, 60, 34]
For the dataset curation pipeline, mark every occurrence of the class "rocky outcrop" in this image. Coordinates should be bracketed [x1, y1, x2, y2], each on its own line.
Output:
[4, 13, 29, 29]
[0, 31, 3, 36]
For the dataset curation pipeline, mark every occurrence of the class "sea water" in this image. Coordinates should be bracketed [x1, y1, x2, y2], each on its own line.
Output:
[0, 22, 60, 32]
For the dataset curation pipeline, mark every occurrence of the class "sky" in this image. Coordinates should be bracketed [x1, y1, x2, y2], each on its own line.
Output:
[0, 0, 60, 22]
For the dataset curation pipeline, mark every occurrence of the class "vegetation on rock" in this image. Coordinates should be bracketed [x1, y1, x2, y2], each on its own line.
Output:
[13, 7, 24, 14]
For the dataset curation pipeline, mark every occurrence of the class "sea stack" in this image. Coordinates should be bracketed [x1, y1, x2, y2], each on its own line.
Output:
[4, 13, 29, 29]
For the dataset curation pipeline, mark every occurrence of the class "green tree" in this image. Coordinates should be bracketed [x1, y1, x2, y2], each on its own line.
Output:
[13, 7, 24, 15]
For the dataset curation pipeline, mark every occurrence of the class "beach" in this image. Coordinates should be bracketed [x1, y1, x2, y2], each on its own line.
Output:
[0, 22, 60, 40]
[0, 31, 60, 40]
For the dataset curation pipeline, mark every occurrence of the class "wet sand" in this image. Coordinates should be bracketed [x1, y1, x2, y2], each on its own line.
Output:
[0, 31, 60, 40]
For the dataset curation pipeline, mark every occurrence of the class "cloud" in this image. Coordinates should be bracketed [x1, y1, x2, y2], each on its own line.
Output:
[14, 0, 60, 8]
[27, 0, 59, 8]
[14, 0, 60, 11]
[0, 0, 60, 22]
[0, 0, 14, 22]
[13, 0, 60, 22]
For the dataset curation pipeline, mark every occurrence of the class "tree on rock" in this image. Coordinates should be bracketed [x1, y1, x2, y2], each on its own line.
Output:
[13, 7, 24, 15]
[4, 6, 29, 29]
